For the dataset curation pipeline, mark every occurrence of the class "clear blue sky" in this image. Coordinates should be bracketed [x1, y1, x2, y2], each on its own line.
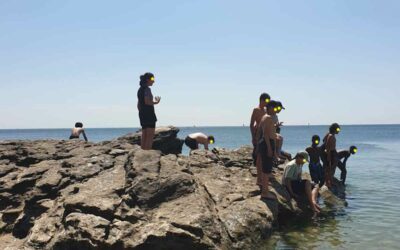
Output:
[1, 0, 399, 128]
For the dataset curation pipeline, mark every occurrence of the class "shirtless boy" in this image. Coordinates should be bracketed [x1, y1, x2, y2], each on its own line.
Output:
[322, 123, 341, 188]
[185, 133, 215, 151]
[257, 100, 279, 200]
[337, 146, 357, 185]
[69, 122, 88, 142]
[250, 93, 270, 186]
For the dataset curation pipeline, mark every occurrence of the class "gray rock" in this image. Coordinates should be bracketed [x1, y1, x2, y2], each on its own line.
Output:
[0, 126, 347, 249]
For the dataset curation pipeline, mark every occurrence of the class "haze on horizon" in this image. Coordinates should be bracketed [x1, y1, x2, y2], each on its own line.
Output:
[1, 0, 399, 129]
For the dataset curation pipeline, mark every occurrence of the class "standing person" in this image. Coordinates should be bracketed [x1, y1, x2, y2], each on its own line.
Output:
[306, 135, 324, 187]
[337, 146, 357, 185]
[184, 133, 215, 151]
[274, 101, 285, 160]
[257, 101, 279, 200]
[69, 122, 88, 142]
[250, 93, 270, 187]
[322, 123, 341, 189]
[137, 72, 161, 150]
[282, 151, 320, 215]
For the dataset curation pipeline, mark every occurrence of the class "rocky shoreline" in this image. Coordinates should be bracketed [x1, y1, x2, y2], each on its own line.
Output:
[0, 126, 345, 249]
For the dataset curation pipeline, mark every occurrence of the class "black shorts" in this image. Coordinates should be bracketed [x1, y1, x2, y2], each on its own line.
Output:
[289, 180, 315, 195]
[257, 139, 274, 174]
[291, 180, 307, 195]
[184, 136, 198, 150]
[69, 135, 79, 139]
[141, 123, 156, 129]
[139, 110, 157, 129]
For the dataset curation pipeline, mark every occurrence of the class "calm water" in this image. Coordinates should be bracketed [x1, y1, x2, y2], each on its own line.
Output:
[1, 125, 399, 249]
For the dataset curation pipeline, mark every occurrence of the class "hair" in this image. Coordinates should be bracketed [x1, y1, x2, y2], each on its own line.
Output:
[75, 122, 83, 128]
[294, 152, 305, 159]
[208, 135, 215, 142]
[312, 135, 320, 142]
[259, 93, 271, 102]
[266, 100, 278, 109]
[329, 123, 340, 134]
[139, 72, 154, 87]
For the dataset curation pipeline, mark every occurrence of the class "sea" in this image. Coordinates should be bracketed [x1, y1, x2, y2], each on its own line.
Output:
[1, 125, 399, 249]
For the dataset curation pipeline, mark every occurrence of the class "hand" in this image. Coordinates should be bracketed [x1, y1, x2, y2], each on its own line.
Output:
[154, 96, 161, 104]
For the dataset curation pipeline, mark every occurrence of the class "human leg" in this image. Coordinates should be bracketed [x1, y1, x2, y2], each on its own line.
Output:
[146, 127, 156, 150]
[141, 128, 147, 150]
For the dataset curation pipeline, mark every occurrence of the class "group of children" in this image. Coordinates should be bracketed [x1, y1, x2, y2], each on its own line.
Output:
[250, 93, 357, 215]
[69, 73, 359, 215]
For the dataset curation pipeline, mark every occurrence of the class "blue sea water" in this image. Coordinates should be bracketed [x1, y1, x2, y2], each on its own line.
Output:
[1, 125, 399, 249]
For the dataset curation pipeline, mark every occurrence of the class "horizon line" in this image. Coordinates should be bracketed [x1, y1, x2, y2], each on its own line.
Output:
[1, 123, 399, 130]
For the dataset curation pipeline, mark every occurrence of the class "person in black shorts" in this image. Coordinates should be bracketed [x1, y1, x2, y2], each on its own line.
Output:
[137, 72, 161, 150]
[337, 146, 357, 185]
[306, 135, 324, 187]
[184, 133, 215, 152]
[69, 122, 88, 142]
[257, 100, 279, 200]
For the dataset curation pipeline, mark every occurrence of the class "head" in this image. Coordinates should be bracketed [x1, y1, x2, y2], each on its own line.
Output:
[295, 151, 309, 165]
[312, 135, 320, 147]
[259, 93, 271, 107]
[208, 136, 215, 145]
[75, 122, 83, 128]
[329, 123, 341, 135]
[350, 146, 358, 155]
[266, 100, 279, 115]
[276, 101, 285, 113]
[139, 72, 155, 87]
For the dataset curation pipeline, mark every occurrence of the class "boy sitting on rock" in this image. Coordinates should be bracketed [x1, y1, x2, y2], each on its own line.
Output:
[282, 151, 320, 215]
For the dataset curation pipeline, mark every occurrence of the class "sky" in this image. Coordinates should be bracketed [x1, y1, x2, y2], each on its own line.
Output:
[1, 0, 399, 129]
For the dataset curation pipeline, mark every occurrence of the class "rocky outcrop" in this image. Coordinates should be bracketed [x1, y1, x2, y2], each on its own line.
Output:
[0, 127, 345, 249]
[116, 126, 183, 155]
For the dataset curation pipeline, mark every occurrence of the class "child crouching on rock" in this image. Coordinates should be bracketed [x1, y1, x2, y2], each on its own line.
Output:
[282, 151, 321, 215]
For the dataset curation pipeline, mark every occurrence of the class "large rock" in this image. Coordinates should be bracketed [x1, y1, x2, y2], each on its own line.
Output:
[0, 128, 347, 249]
[116, 126, 184, 155]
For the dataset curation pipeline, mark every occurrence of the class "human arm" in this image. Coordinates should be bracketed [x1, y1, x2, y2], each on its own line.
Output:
[342, 155, 350, 167]
[250, 110, 257, 145]
[82, 130, 88, 142]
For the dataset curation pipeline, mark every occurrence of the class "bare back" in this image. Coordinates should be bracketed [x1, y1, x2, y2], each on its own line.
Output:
[189, 133, 208, 145]
[71, 128, 84, 137]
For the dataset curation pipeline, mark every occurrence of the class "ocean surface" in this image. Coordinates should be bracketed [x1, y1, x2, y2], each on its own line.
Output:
[1, 125, 399, 249]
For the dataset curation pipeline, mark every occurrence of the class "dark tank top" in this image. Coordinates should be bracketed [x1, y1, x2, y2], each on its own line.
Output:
[137, 86, 157, 123]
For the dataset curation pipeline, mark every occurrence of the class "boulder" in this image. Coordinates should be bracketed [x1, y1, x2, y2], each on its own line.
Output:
[116, 126, 184, 155]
